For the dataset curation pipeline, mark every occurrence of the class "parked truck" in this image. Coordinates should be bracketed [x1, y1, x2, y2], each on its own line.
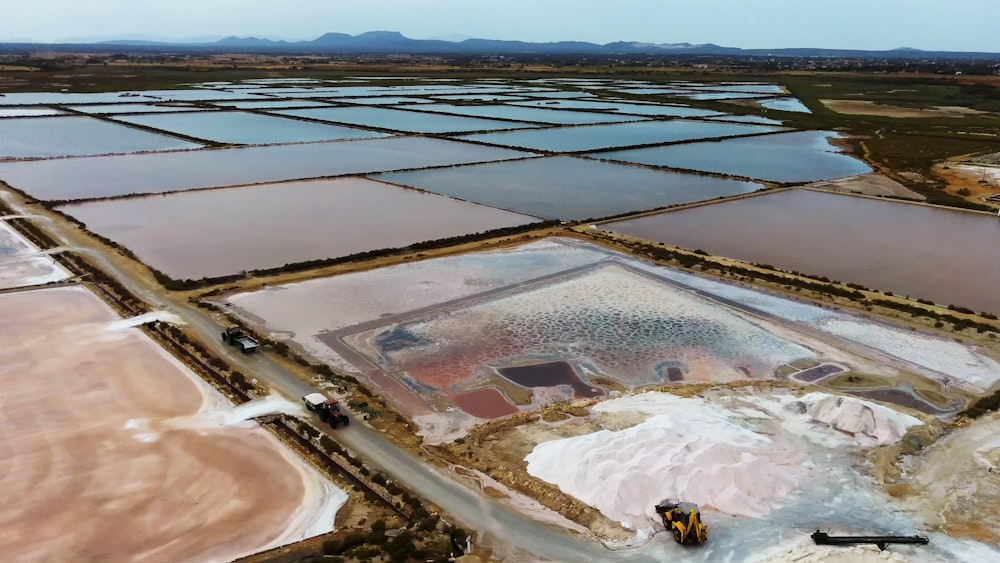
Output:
[221, 326, 259, 353]
[303, 392, 350, 428]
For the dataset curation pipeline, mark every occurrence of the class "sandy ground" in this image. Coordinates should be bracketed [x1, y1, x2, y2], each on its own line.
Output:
[897, 413, 1000, 544]
[820, 99, 994, 119]
[934, 162, 1000, 204]
[0, 220, 70, 289]
[0, 286, 344, 562]
[809, 173, 926, 200]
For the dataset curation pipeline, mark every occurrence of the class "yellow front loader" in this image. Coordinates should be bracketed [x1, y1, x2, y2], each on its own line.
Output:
[655, 500, 709, 545]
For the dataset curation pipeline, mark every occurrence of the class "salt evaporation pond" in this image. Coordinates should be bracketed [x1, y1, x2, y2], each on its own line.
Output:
[59, 177, 536, 279]
[688, 83, 786, 94]
[706, 114, 786, 125]
[613, 88, 695, 95]
[331, 263, 814, 425]
[0, 136, 530, 201]
[67, 103, 205, 114]
[0, 92, 163, 105]
[210, 99, 335, 110]
[0, 220, 70, 289]
[225, 237, 1000, 430]
[598, 130, 871, 182]
[375, 156, 762, 220]
[757, 97, 813, 113]
[401, 104, 646, 125]
[271, 105, 534, 133]
[0, 108, 65, 117]
[0, 116, 201, 159]
[112, 111, 389, 145]
[337, 97, 433, 105]
[519, 90, 599, 99]
[511, 99, 723, 118]
[459, 120, 786, 153]
[607, 189, 1000, 315]
[679, 92, 773, 101]
[432, 94, 527, 102]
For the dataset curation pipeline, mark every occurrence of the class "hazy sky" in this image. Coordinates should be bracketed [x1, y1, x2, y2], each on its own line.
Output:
[5, 0, 998, 51]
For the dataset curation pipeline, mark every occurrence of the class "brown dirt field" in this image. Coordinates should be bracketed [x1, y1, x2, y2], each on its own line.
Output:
[808, 172, 926, 200]
[820, 99, 994, 118]
[0, 286, 335, 562]
[933, 162, 1000, 204]
[894, 412, 1000, 543]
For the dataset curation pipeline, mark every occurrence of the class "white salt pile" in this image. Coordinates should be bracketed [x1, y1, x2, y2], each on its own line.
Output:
[524, 391, 922, 533]
[743, 392, 922, 448]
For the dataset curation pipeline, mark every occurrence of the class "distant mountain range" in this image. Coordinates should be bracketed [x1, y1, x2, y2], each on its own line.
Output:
[7, 31, 999, 58]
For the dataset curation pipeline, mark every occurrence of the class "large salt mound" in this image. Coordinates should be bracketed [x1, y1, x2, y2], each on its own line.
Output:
[800, 392, 921, 446]
[525, 391, 922, 533]
[526, 394, 804, 530]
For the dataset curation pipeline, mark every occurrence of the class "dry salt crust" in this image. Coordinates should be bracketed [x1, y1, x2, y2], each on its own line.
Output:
[633, 263, 1000, 392]
[0, 219, 70, 289]
[348, 264, 817, 444]
[756, 533, 1000, 563]
[371, 264, 813, 384]
[224, 239, 608, 369]
[955, 164, 1000, 183]
[227, 237, 1000, 439]
[524, 391, 921, 535]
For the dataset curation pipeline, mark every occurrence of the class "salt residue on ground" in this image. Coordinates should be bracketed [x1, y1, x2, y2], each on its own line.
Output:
[956, 164, 1000, 182]
[639, 262, 1000, 392]
[755, 535, 909, 562]
[0, 220, 70, 289]
[164, 394, 307, 431]
[525, 391, 922, 534]
[107, 310, 185, 330]
[820, 318, 1000, 392]
[758, 532, 1000, 563]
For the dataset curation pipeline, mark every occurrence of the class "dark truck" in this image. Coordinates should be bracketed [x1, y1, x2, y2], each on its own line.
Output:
[221, 326, 259, 353]
[303, 393, 350, 428]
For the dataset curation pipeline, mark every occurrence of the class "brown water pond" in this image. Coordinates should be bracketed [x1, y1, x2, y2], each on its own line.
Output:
[453, 388, 519, 419]
[60, 178, 535, 279]
[607, 189, 1000, 314]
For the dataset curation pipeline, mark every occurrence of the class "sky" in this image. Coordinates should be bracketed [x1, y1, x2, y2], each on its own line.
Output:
[3, 0, 998, 52]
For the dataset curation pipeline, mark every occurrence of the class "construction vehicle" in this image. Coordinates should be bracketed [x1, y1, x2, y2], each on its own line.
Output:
[655, 500, 709, 546]
[303, 393, 350, 428]
[221, 326, 259, 353]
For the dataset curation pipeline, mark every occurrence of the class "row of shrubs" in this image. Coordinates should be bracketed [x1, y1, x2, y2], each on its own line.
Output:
[320, 519, 461, 563]
[160, 324, 258, 395]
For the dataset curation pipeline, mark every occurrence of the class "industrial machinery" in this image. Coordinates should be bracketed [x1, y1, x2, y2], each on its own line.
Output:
[303, 393, 350, 428]
[656, 500, 709, 546]
[811, 530, 929, 551]
[221, 326, 259, 353]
